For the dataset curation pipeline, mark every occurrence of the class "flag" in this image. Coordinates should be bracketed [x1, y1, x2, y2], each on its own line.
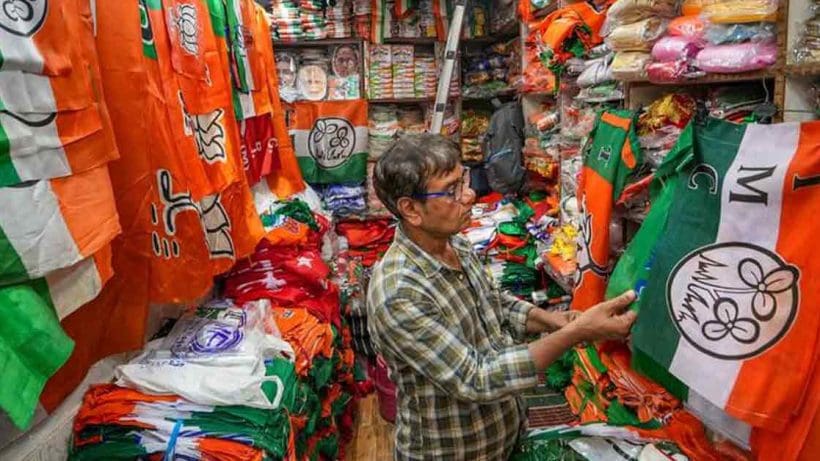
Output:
[0, 165, 120, 285]
[631, 118, 820, 430]
[572, 110, 641, 311]
[0, 104, 118, 186]
[290, 100, 369, 185]
[260, 18, 303, 197]
[0, 0, 77, 76]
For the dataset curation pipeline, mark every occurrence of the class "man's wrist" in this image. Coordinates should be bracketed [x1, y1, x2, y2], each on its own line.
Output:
[561, 321, 588, 344]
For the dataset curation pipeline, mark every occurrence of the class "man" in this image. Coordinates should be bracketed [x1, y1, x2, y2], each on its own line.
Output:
[367, 134, 638, 460]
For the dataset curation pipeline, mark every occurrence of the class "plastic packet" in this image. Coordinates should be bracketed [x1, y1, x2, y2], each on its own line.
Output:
[667, 15, 706, 38]
[705, 22, 776, 44]
[651, 35, 703, 61]
[576, 82, 625, 102]
[701, 0, 779, 24]
[694, 41, 777, 73]
[577, 54, 614, 88]
[600, 0, 680, 37]
[605, 18, 669, 52]
[611, 51, 651, 80]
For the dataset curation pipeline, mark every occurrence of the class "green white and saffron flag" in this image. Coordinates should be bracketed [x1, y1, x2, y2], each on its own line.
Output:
[290, 100, 369, 185]
[623, 118, 820, 431]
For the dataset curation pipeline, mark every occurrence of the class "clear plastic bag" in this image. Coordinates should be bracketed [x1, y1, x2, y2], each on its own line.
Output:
[611, 51, 652, 80]
[600, 0, 680, 37]
[667, 15, 707, 38]
[704, 22, 776, 45]
[651, 35, 703, 62]
[606, 18, 669, 52]
[701, 0, 779, 24]
[694, 41, 777, 73]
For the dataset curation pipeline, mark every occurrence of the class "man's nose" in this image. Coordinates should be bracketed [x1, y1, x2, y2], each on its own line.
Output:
[461, 187, 477, 206]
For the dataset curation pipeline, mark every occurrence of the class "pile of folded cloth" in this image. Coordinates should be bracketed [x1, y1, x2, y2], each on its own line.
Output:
[316, 183, 368, 218]
[335, 218, 396, 268]
[270, 0, 303, 42]
[512, 343, 752, 461]
[353, 0, 373, 38]
[569, 44, 625, 103]
[325, 0, 354, 38]
[602, 0, 678, 81]
[368, 105, 399, 159]
[461, 193, 559, 298]
[299, 0, 329, 40]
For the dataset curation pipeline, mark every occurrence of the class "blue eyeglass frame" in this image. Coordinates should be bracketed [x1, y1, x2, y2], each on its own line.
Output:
[411, 168, 470, 200]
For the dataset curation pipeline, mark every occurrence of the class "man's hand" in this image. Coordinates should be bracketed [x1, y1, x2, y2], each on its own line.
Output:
[566, 291, 638, 342]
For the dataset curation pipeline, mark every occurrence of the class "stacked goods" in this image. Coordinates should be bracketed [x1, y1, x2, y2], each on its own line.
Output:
[392, 46, 416, 99]
[368, 45, 393, 100]
[271, 0, 304, 41]
[414, 50, 439, 98]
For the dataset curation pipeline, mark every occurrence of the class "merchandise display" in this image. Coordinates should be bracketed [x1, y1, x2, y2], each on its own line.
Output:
[3, 1, 820, 460]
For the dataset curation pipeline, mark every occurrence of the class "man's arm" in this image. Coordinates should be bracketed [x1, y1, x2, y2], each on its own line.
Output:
[496, 290, 577, 339]
[368, 291, 638, 403]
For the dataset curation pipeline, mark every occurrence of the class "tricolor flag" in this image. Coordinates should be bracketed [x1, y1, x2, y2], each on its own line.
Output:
[0, 165, 121, 285]
[631, 118, 820, 430]
[572, 109, 641, 311]
[290, 100, 369, 185]
[0, 104, 118, 186]
[0, 0, 77, 76]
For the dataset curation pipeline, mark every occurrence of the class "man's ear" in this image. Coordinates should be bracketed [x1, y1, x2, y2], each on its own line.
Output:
[396, 197, 423, 227]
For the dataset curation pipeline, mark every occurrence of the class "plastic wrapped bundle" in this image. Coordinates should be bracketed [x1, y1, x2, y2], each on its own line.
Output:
[651, 36, 703, 62]
[576, 54, 614, 88]
[605, 18, 669, 52]
[793, 3, 820, 63]
[667, 15, 706, 38]
[705, 22, 776, 45]
[611, 51, 651, 80]
[368, 105, 399, 159]
[601, 0, 680, 37]
[647, 60, 689, 82]
[701, 0, 778, 24]
[368, 45, 393, 99]
[694, 41, 777, 73]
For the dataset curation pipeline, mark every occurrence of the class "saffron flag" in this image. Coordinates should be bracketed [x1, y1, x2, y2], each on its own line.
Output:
[572, 109, 641, 310]
[631, 118, 820, 430]
[290, 100, 369, 185]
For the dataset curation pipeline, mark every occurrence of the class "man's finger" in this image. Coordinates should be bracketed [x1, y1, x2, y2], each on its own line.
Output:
[602, 290, 636, 314]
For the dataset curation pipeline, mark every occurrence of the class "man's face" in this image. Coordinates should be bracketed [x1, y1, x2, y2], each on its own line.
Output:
[333, 46, 358, 78]
[411, 166, 476, 237]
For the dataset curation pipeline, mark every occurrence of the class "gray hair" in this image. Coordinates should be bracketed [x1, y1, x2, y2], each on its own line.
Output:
[373, 133, 460, 219]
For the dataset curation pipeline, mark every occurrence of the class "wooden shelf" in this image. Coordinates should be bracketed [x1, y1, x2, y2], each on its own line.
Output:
[623, 69, 776, 86]
[272, 37, 363, 48]
[383, 37, 440, 45]
[786, 62, 820, 77]
[368, 96, 436, 104]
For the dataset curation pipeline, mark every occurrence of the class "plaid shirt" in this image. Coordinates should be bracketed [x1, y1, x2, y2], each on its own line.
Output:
[367, 226, 538, 460]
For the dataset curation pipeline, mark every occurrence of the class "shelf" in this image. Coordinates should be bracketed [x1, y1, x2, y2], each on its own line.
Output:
[382, 37, 440, 45]
[272, 37, 363, 48]
[623, 69, 776, 86]
[786, 62, 820, 77]
[368, 96, 436, 104]
[462, 91, 518, 102]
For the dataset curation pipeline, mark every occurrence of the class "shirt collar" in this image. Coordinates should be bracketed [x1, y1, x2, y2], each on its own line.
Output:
[394, 224, 471, 278]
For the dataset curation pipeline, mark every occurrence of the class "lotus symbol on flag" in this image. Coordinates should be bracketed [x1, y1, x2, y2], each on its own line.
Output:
[667, 242, 800, 360]
[308, 117, 355, 169]
[176, 4, 199, 55]
[0, 0, 47, 37]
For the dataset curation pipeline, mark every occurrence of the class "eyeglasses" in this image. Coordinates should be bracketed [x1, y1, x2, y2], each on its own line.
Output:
[412, 168, 470, 202]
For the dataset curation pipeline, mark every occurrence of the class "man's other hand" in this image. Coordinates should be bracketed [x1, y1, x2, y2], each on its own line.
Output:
[567, 291, 638, 342]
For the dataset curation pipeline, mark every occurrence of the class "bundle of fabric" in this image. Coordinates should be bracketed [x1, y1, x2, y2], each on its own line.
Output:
[414, 50, 438, 98]
[368, 45, 394, 99]
[353, 0, 373, 38]
[335, 218, 397, 267]
[392, 46, 416, 99]
[317, 183, 368, 218]
[794, 0, 820, 63]
[299, 0, 329, 40]
[368, 105, 399, 159]
[271, 0, 304, 41]
[528, 1, 609, 85]
[325, 0, 354, 38]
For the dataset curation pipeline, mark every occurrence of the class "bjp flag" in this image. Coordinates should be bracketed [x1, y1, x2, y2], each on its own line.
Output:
[572, 109, 641, 311]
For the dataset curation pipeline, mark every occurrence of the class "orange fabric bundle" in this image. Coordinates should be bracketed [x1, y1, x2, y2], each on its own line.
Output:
[272, 307, 335, 375]
[600, 346, 680, 423]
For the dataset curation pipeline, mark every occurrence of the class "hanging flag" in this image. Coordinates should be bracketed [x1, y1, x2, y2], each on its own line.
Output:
[290, 100, 369, 185]
[631, 118, 820, 430]
[0, 165, 121, 286]
[0, 284, 75, 430]
[0, 0, 78, 76]
[572, 109, 641, 311]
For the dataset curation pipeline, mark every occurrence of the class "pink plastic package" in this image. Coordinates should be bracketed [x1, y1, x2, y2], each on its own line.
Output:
[651, 36, 703, 62]
[694, 42, 777, 73]
[647, 60, 688, 82]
